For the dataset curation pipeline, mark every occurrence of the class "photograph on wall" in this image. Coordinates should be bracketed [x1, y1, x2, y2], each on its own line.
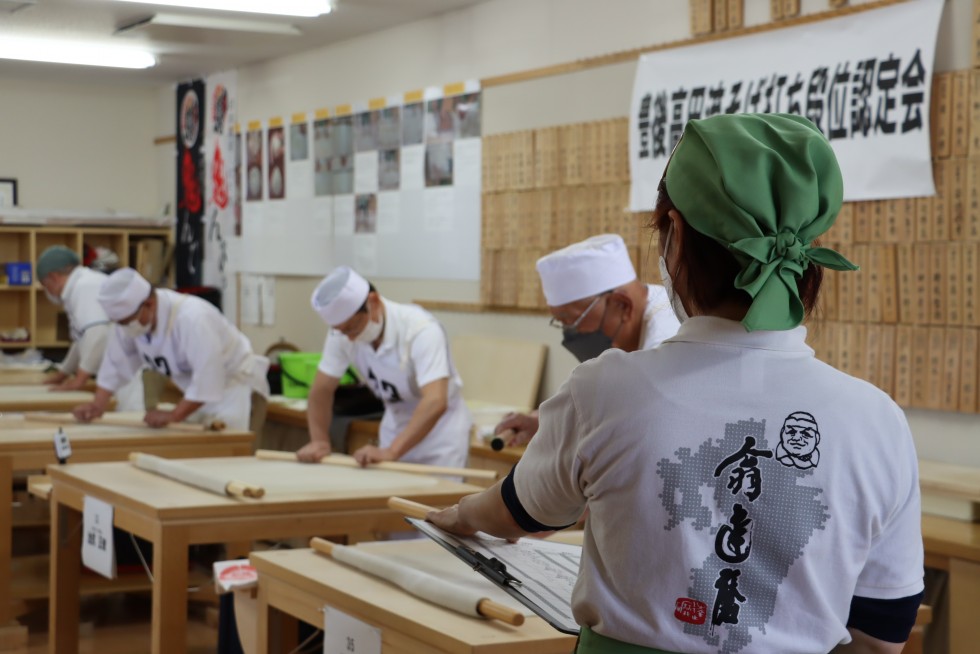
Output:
[233, 132, 243, 235]
[354, 193, 377, 233]
[425, 142, 453, 187]
[290, 122, 309, 161]
[402, 102, 424, 146]
[332, 116, 355, 194]
[354, 110, 379, 152]
[246, 127, 263, 201]
[455, 92, 482, 138]
[268, 126, 286, 200]
[333, 155, 354, 195]
[313, 118, 332, 196]
[425, 97, 458, 144]
[379, 149, 400, 191]
[378, 107, 401, 150]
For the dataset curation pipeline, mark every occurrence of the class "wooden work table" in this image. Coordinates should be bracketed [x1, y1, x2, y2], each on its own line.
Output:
[0, 369, 50, 386]
[46, 457, 482, 654]
[250, 541, 577, 654]
[921, 514, 980, 653]
[264, 397, 381, 453]
[0, 370, 96, 392]
[0, 420, 253, 649]
[0, 384, 93, 413]
[264, 398, 309, 430]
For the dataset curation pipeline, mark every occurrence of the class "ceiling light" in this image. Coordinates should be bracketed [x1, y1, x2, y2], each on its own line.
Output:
[0, 37, 156, 69]
[113, 0, 332, 18]
[118, 12, 301, 35]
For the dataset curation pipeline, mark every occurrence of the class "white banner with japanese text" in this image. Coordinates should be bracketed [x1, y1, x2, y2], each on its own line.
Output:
[630, 0, 944, 210]
[204, 70, 238, 317]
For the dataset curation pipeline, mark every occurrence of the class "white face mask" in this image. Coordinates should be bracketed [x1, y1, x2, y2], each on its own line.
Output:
[121, 315, 152, 339]
[353, 315, 384, 344]
[44, 289, 63, 307]
[658, 224, 689, 324]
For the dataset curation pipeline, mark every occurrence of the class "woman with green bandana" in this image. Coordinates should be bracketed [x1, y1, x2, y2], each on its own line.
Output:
[429, 113, 923, 654]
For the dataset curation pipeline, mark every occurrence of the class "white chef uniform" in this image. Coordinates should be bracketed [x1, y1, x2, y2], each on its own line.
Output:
[97, 270, 269, 431]
[313, 267, 471, 467]
[55, 266, 145, 411]
[537, 234, 681, 351]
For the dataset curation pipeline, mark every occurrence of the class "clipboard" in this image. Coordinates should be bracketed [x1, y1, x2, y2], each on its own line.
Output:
[406, 517, 582, 635]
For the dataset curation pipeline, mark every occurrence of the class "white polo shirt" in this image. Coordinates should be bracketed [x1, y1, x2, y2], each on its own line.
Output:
[58, 266, 111, 375]
[319, 299, 471, 467]
[640, 283, 680, 350]
[514, 316, 923, 653]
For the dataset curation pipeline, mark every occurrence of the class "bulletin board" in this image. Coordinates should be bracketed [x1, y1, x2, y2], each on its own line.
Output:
[235, 83, 483, 281]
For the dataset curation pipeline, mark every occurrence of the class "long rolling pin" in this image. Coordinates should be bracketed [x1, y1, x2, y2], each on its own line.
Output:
[254, 449, 498, 481]
[129, 452, 265, 498]
[388, 496, 438, 519]
[309, 537, 524, 626]
[484, 428, 516, 452]
[24, 412, 226, 432]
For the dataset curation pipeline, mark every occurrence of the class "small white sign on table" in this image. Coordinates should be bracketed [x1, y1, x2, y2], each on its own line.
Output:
[82, 496, 116, 579]
[53, 427, 72, 463]
[323, 606, 381, 654]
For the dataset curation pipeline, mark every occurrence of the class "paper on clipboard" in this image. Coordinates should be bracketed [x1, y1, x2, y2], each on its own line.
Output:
[407, 517, 581, 634]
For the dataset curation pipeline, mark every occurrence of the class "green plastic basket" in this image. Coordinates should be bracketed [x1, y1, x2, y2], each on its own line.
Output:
[279, 352, 321, 399]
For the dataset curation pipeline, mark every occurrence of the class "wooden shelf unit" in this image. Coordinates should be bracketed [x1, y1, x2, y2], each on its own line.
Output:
[0, 225, 173, 350]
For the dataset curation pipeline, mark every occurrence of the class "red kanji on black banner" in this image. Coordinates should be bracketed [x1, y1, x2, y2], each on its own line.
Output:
[176, 79, 205, 288]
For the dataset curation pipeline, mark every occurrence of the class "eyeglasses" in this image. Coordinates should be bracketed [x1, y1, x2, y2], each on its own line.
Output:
[548, 292, 609, 333]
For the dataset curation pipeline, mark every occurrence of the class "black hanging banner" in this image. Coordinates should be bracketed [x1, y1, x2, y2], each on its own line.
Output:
[176, 79, 205, 288]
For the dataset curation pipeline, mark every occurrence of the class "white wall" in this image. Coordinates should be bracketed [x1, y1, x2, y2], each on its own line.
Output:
[155, 0, 980, 463]
[0, 76, 161, 215]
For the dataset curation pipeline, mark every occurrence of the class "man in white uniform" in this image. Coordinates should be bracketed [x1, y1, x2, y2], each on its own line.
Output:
[36, 247, 144, 410]
[72, 269, 269, 432]
[297, 266, 470, 468]
[495, 234, 681, 445]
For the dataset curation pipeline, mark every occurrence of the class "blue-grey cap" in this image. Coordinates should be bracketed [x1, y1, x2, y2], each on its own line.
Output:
[37, 246, 80, 280]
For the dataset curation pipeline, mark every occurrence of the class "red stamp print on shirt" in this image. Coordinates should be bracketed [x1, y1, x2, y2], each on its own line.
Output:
[674, 597, 707, 625]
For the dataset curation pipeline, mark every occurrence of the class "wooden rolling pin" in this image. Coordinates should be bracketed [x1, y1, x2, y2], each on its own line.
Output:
[310, 537, 524, 626]
[24, 412, 226, 432]
[254, 449, 498, 481]
[388, 496, 438, 519]
[485, 428, 516, 452]
[129, 453, 265, 499]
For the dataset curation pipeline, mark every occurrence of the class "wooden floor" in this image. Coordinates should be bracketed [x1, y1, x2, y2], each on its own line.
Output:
[16, 593, 218, 654]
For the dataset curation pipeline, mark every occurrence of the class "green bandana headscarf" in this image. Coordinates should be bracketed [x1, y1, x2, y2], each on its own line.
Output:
[664, 113, 858, 332]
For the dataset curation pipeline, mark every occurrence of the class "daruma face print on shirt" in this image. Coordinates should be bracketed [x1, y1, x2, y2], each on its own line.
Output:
[775, 411, 821, 470]
[657, 415, 830, 654]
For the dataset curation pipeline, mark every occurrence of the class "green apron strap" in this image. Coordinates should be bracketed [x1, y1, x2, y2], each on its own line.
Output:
[576, 626, 680, 654]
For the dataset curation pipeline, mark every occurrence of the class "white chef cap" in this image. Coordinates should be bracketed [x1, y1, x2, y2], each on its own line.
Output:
[311, 266, 370, 326]
[535, 234, 637, 306]
[98, 268, 152, 321]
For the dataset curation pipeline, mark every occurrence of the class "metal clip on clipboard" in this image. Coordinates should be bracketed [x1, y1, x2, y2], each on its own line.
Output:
[457, 544, 523, 587]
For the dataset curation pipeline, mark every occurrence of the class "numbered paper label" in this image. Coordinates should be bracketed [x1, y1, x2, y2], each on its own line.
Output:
[81, 496, 116, 579]
[53, 428, 72, 461]
[323, 607, 381, 654]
